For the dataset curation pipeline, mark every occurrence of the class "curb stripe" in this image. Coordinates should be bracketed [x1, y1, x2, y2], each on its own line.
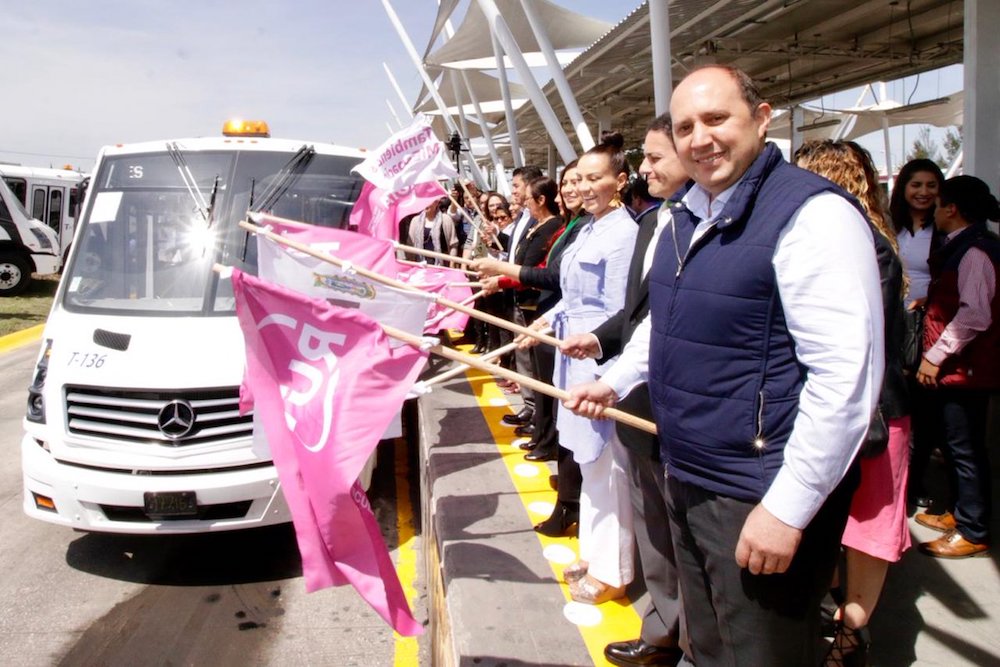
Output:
[0, 324, 44, 353]
[393, 434, 421, 666]
[462, 363, 642, 666]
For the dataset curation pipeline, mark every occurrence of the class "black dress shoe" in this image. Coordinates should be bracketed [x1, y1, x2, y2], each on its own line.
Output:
[501, 407, 533, 426]
[518, 440, 538, 451]
[524, 447, 556, 462]
[604, 639, 683, 667]
[514, 423, 536, 437]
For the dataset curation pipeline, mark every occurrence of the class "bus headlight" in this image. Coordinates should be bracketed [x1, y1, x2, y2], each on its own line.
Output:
[26, 339, 52, 424]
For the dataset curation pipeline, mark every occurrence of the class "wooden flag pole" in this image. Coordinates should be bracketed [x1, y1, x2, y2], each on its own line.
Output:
[393, 241, 475, 266]
[240, 220, 562, 348]
[383, 323, 656, 435]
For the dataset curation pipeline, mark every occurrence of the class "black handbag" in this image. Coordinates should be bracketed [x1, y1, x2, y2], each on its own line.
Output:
[902, 306, 925, 372]
[860, 408, 890, 458]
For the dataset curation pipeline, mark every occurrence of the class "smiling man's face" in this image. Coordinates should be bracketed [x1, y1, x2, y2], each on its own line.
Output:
[669, 67, 771, 197]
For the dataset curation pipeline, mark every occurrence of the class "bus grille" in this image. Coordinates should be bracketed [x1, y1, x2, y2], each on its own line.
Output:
[65, 385, 253, 447]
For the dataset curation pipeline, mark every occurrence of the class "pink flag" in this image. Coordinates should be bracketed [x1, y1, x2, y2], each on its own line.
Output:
[399, 264, 474, 333]
[232, 268, 427, 636]
[253, 213, 474, 333]
[252, 213, 399, 276]
[349, 180, 448, 241]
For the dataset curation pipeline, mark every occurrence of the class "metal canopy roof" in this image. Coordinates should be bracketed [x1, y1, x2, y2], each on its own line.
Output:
[501, 0, 964, 166]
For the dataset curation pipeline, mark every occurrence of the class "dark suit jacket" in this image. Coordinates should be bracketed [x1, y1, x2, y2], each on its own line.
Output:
[591, 203, 661, 459]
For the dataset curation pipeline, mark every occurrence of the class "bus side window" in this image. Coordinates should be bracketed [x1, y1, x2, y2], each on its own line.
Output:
[32, 188, 46, 221]
[3, 178, 27, 206]
[48, 189, 62, 231]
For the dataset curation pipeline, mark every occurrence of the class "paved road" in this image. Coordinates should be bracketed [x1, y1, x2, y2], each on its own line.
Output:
[0, 343, 427, 666]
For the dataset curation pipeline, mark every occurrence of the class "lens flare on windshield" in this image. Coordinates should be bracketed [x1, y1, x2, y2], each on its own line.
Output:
[185, 221, 217, 257]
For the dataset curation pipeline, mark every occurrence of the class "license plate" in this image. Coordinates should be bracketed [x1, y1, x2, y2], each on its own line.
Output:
[143, 491, 198, 517]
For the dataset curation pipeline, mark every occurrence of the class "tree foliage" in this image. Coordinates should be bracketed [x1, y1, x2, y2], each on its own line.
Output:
[904, 125, 962, 170]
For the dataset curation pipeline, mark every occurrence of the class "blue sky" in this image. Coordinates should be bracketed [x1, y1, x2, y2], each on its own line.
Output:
[0, 1, 960, 173]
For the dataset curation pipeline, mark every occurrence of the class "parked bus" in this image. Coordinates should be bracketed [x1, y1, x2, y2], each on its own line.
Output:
[22, 120, 372, 533]
[0, 178, 61, 295]
[0, 164, 87, 261]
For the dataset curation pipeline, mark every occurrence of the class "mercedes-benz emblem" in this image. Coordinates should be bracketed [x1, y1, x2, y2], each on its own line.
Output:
[157, 400, 196, 440]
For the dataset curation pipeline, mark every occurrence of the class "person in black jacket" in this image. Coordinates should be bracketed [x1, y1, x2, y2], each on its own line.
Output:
[795, 139, 911, 667]
[561, 115, 689, 667]
[473, 162, 587, 531]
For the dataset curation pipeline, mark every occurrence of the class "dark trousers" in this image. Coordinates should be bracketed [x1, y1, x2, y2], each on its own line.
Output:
[530, 342, 558, 453]
[555, 445, 582, 507]
[665, 466, 858, 666]
[908, 377, 938, 500]
[933, 387, 992, 543]
[624, 452, 680, 647]
[512, 307, 535, 409]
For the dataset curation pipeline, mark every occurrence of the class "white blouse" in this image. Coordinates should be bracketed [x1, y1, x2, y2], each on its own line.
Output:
[897, 223, 933, 303]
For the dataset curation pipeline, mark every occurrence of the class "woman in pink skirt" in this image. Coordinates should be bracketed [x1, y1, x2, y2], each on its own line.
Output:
[796, 139, 912, 667]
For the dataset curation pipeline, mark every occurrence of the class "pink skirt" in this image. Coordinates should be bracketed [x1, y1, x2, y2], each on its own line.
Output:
[841, 416, 912, 562]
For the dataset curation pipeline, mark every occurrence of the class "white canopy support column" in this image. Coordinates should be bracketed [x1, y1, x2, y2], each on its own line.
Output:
[520, 0, 594, 152]
[380, 0, 488, 187]
[449, 70, 472, 140]
[476, 0, 577, 164]
[441, 11, 510, 195]
[385, 99, 404, 129]
[383, 62, 414, 119]
[964, 0, 1000, 217]
[882, 114, 894, 196]
[649, 0, 673, 115]
[492, 31, 523, 168]
[790, 106, 805, 157]
[596, 103, 612, 138]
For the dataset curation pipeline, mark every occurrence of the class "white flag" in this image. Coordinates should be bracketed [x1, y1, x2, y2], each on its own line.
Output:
[352, 114, 459, 191]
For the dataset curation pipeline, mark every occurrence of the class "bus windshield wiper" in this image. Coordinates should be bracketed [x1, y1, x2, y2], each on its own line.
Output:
[250, 145, 315, 213]
[166, 142, 212, 221]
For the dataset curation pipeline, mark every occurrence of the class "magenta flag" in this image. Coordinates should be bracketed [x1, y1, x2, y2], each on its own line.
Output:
[349, 180, 448, 241]
[253, 214, 473, 333]
[252, 213, 400, 276]
[232, 269, 427, 636]
[399, 264, 474, 332]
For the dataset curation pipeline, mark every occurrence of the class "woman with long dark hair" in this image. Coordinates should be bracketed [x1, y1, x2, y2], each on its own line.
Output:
[889, 159, 945, 306]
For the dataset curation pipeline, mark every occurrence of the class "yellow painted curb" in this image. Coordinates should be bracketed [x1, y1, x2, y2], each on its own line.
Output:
[0, 324, 44, 353]
[463, 363, 642, 666]
[393, 434, 421, 666]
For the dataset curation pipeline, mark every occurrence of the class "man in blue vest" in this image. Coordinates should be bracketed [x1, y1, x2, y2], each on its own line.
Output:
[564, 65, 884, 665]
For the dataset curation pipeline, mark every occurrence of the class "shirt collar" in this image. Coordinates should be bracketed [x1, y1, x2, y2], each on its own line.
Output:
[682, 176, 745, 222]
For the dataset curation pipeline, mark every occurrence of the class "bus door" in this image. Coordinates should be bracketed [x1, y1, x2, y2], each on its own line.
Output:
[30, 185, 72, 250]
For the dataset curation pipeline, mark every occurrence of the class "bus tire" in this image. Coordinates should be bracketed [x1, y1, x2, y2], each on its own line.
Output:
[0, 252, 31, 296]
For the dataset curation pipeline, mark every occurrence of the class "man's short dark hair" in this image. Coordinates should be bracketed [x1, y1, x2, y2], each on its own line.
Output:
[512, 165, 544, 182]
[646, 112, 671, 135]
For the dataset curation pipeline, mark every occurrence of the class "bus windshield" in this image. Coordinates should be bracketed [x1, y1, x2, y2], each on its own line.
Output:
[63, 148, 363, 316]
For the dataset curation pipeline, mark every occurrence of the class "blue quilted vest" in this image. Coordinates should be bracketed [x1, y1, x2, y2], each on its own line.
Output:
[648, 143, 855, 502]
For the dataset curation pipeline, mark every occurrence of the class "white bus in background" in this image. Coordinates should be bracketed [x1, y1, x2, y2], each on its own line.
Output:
[0, 164, 87, 261]
[0, 177, 61, 295]
[22, 120, 373, 533]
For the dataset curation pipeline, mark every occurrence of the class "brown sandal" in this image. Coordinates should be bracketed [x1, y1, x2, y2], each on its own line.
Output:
[562, 561, 588, 583]
[569, 575, 625, 605]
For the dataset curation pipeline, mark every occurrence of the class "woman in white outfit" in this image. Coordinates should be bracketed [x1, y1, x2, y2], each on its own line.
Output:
[527, 133, 638, 604]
